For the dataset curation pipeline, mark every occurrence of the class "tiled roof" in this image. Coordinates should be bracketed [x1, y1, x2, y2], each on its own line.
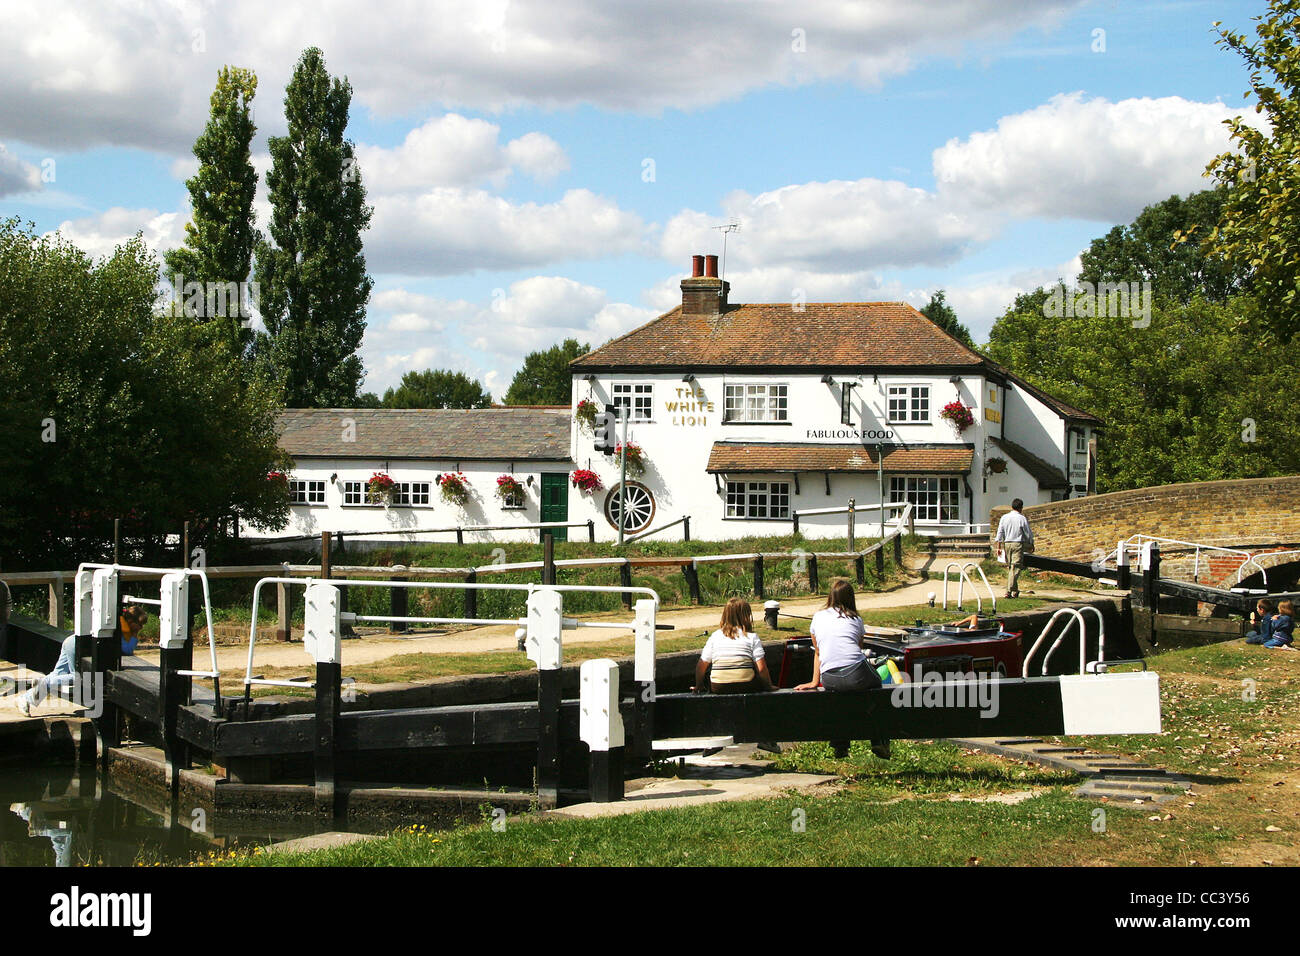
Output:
[277, 408, 572, 461]
[706, 442, 975, 474]
[572, 302, 990, 370]
[989, 437, 1068, 489]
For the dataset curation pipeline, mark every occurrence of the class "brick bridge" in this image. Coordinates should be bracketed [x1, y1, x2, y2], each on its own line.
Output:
[990, 475, 1300, 590]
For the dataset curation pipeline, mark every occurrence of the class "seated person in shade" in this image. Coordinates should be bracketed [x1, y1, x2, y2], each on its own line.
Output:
[119, 605, 148, 656]
[1245, 599, 1276, 644]
[1253, 599, 1294, 648]
[695, 598, 774, 694]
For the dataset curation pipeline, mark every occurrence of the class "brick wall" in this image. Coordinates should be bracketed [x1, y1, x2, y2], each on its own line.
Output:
[989, 476, 1300, 586]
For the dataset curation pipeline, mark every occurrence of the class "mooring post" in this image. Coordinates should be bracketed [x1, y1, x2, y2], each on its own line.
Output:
[580, 659, 625, 803]
[543, 533, 556, 586]
[305, 582, 344, 822]
[753, 555, 764, 599]
[808, 553, 820, 592]
[389, 567, 408, 633]
[620, 561, 633, 609]
[528, 588, 564, 806]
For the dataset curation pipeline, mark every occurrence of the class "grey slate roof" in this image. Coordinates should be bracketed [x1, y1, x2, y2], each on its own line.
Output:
[278, 407, 573, 461]
[989, 436, 1069, 489]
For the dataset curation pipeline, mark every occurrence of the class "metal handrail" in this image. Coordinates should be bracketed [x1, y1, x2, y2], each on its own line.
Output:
[1022, 607, 1085, 678]
[77, 563, 220, 689]
[941, 560, 996, 614]
[1042, 605, 1105, 676]
[1118, 534, 1268, 585]
[241, 577, 661, 695]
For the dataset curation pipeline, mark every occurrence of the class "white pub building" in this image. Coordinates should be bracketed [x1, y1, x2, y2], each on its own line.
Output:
[252, 255, 1098, 546]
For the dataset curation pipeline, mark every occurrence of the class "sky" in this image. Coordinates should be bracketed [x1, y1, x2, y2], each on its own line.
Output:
[0, 0, 1273, 399]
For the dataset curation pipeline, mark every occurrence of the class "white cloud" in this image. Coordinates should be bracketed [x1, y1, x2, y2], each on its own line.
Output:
[367, 187, 648, 275]
[49, 206, 187, 261]
[932, 92, 1264, 222]
[0, 143, 42, 196]
[663, 178, 992, 274]
[0, 0, 1085, 152]
[356, 114, 567, 192]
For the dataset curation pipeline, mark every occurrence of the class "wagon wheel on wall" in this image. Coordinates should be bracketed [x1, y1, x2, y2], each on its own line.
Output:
[604, 482, 656, 534]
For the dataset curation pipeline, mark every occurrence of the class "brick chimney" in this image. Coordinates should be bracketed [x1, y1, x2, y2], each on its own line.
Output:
[680, 253, 729, 315]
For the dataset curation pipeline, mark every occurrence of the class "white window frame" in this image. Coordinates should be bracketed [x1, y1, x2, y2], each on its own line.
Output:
[724, 479, 791, 520]
[500, 485, 526, 510]
[613, 382, 654, 422]
[289, 479, 326, 505]
[723, 383, 789, 423]
[393, 481, 431, 506]
[887, 384, 930, 424]
[889, 475, 960, 523]
[342, 480, 366, 506]
[1074, 431, 1088, 455]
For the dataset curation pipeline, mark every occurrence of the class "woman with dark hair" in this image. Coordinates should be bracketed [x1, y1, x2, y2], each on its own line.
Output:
[795, 580, 890, 759]
[695, 597, 774, 694]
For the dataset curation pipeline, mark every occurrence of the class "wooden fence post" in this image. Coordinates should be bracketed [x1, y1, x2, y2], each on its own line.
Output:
[48, 573, 65, 630]
[893, 533, 903, 565]
[847, 498, 856, 551]
[753, 555, 764, 599]
[856, 554, 867, 586]
[465, 569, 478, 618]
[792, 513, 800, 536]
[390, 570, 408, 633]
[588, 519, 596, 542]
[543, 533, 556, 586]
[619, 562, 633, 609]
[276, 569, 292, 642]
[456, 527, 464, 546]
[682, 516, 691, 542]
[875, 544, 885, 576]
[808, 554, 819, 593]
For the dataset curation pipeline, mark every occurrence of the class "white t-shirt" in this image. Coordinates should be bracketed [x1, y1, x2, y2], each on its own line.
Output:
[810, 608, 865, 672]
[701, 629, 765, 682]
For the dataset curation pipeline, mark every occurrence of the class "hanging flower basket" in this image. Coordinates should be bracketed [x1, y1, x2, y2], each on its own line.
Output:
[436, 472, 471, 506]
[575, 398, 599, 434]
[570, 469, 604, 494]
[985, 456, 1008, 475]
[614, 441, 646, 477]
[367, 472, 397, 505]
[267, 470, 288, 487]
[939, 401, 975, 432]
[495, 474, 525, 504]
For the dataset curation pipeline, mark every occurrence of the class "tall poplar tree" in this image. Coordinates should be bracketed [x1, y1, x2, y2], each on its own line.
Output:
[255, 47, 372, 407]
[165, 66, 260, 354]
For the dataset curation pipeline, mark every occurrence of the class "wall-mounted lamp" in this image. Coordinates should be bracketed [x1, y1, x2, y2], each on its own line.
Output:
[949, 375, 961, 384]
[583, 374, 597, 382]
[526, 475, 534, 487]
[872, 373, 879, 384]
[329, 473, 338, 483]
[682, 373, 696, 383]
[821, 374, 835, 386]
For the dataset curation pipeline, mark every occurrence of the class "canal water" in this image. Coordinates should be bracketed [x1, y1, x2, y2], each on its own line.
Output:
[0, 760, 356, 867]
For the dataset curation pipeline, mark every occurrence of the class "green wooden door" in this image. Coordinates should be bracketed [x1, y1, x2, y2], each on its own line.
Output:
[540, 473, 568, 541]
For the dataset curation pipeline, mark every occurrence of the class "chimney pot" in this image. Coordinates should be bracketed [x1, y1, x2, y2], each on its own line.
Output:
[691, 255, 704, 278]
[704, 254, 718, 278]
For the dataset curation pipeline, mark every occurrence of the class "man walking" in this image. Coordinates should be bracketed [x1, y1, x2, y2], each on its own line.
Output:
[995, 498, 1034, 599]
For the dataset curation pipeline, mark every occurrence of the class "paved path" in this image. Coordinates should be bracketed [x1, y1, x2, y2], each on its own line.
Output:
[130, 575, 1096, 675]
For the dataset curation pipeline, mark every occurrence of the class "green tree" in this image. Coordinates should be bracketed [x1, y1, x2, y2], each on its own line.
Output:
[164, 66, 261, 355]
[0, 219, 290, 568]
[919, 290, 974, 348]
[504, 338, 591, 405]
[1079, 189, 1249, 305]
[381, 369, 493, 409]
[1205, 1, 1300, 341]
[986, 287, 1298, 492]
[255, 47, 372, 407]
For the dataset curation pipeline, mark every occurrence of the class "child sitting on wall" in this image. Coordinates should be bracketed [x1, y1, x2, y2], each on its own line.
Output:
[1263, 600, 1295, 649]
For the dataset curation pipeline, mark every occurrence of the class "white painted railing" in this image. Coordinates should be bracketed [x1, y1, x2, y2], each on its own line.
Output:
[1117, 534, 1268, 585]
[1022, 606, 1105, 677]
[941, 560, 996, 614]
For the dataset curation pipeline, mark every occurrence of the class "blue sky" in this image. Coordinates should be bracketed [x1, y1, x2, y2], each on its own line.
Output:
[0, 0, 1271, 397]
